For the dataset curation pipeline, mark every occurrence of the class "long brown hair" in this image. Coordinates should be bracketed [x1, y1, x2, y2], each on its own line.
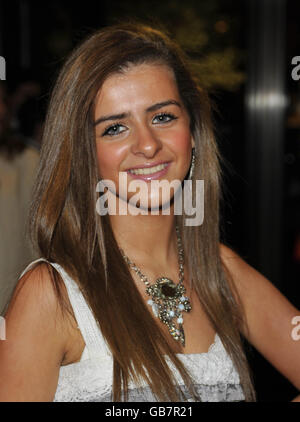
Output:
[27, 22, 256, 401]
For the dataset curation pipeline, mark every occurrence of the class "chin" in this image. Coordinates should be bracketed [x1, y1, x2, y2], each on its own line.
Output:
[128, 193, 174, 214]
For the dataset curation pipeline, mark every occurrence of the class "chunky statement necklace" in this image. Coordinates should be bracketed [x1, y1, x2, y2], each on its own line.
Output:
[120, 226, 192, 347]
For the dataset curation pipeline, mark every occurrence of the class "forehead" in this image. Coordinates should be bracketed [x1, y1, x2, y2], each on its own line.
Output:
[94, 63, 181, 113]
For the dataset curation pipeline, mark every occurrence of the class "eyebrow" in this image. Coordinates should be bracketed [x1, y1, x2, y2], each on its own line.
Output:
[93, 100, 182, 126]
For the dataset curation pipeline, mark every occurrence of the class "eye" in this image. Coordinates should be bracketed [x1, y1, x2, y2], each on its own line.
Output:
[152, 112, 178, 124]
[102, 123, 127, 137]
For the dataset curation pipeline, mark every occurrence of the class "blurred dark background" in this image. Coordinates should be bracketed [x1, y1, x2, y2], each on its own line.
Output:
[0, 0, 299, 401]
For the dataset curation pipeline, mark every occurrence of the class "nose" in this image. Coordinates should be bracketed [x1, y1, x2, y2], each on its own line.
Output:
[130, 124, 162, 158]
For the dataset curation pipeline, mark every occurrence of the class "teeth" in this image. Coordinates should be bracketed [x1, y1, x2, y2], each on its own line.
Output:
[129, 163, 168, 175]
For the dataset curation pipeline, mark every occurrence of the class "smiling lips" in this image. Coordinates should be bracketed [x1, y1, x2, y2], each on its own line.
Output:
[128, 163, 168, 175]
[125, 162, 171, 180]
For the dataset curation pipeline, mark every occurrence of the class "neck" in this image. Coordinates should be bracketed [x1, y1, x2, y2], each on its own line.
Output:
[109, 212, 178, 267]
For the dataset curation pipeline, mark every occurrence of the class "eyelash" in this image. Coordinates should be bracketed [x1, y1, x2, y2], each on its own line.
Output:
[101, 112, 178, 137]
[102, 123, 125, 137]
[153, 112, 178, 124]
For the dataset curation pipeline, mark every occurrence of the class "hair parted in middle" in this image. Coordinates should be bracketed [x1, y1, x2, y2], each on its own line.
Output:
[27, 22, 256, 401]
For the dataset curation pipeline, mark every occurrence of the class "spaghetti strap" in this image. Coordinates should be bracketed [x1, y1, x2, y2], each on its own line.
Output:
[19, 258, 110, 359]
[18, 257, 51, 279]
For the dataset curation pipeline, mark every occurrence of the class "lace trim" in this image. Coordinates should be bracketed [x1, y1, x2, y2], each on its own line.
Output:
[54, 379, 244, 402]
[54, 334, 244, 402]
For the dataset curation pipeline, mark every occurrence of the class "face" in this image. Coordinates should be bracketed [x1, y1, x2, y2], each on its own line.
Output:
[94, 63, 194, 212]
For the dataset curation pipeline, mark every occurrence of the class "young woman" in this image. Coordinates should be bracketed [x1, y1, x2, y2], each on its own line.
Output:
[0, 23, 299, 402]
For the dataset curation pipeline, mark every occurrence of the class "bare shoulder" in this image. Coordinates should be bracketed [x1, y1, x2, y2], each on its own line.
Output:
[0, 261, 79, 401]
[219, 242, 298, 314]
[219, 243, 300, 391]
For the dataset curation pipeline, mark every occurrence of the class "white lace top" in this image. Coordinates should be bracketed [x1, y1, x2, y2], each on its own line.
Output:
[20, 258, 245, 402]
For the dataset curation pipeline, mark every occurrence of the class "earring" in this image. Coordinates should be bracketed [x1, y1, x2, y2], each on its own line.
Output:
[188, 148, 196, 180]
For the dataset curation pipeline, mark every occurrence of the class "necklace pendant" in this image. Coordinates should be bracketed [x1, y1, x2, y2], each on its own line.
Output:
[122, 225, 191, 347]
[145, 277, 192, 347]
[155, 277, 180, 299]
[169, 322, 186, 346]
[179, 324, 185, 347]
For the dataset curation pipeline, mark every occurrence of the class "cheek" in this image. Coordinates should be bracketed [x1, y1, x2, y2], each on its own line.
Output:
[96, 142, 127, 179]
[168, 127, 192, 159]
